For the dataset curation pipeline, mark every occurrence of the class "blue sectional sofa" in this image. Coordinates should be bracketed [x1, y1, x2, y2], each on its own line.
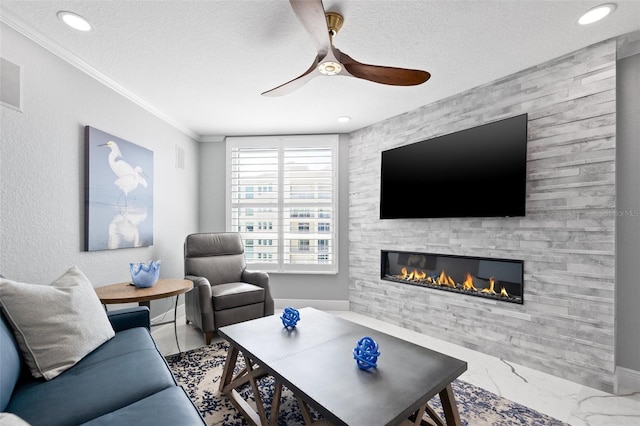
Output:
[0, 306, 205, 425]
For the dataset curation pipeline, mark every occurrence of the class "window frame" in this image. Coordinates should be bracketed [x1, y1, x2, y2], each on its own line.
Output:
[226, 134, 339, 274]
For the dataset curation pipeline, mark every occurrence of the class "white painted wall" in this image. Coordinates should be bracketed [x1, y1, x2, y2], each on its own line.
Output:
[198, 141, 226, 232]
[0, 25, 200, 318]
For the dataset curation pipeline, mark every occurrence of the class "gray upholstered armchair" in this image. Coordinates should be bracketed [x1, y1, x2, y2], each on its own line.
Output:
[183, 232, 274, 344]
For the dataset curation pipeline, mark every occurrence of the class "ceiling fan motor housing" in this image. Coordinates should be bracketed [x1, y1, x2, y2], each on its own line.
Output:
[325, 12, 344, 36]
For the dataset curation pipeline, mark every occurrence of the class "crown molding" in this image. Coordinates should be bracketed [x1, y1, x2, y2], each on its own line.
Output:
[198, 135, 226, 143]
[0, 8, 199, 141]
[617, 30, 640, 60]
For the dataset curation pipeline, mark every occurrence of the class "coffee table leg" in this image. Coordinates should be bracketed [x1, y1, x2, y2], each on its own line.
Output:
[220, 344, 275, 426]
[244, 353, 269, 424]
[269, 380, 283, 426]
[407, 403, 429, 425]
[295, 396, 315, 425]
[439, 384, 462, 426]
[423, 404, 446, 426]
[220, 345, 240, 392]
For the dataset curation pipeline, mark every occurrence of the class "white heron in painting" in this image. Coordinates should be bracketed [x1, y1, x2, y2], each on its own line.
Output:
[108, 206, 147, 249]
[115, 166, 148, 199]
[100, 141, 148, 206]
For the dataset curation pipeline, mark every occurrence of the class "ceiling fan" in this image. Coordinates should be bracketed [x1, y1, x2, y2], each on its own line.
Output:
[261, 0, 431, 96]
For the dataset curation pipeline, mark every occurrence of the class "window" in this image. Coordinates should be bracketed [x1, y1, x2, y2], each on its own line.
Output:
[258, 221, 273, 230]
[298, 222, 310, 233]
[227, 135, 338, 274]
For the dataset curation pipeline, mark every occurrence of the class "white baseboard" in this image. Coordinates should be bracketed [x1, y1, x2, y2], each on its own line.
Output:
[614, 366, 640, 394]
[275, 299, 350, 311]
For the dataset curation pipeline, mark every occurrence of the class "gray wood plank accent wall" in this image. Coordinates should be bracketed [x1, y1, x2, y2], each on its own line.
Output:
[348, 38, 617, 392]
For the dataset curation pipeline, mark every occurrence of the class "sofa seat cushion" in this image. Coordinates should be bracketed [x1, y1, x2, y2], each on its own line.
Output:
[6, 328, 176, 426]
[211, 282, 265, 310]
[80, 386, 204, 425]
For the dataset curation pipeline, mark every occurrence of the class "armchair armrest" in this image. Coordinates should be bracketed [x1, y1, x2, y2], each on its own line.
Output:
[242, 269, 274, 316]
[184, 275, 215, 339]
[242, 269, 269, 287]
[185, 275, 213, 298]
[107, 306, 150, 332]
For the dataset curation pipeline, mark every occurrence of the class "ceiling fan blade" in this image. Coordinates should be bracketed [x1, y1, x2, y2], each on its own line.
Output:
[289, 0, 332, 56]
[261, 58, 322, 97]
[340, 51, 431, 86]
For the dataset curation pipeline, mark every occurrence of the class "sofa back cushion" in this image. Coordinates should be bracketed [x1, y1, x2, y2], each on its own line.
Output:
[0, 310, 22, 411]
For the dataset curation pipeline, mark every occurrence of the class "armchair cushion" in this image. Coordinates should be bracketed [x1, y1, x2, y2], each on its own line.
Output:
[211, 282, 265, 310]
[0, 266, 115, 380]
[187, 256, 244, 285]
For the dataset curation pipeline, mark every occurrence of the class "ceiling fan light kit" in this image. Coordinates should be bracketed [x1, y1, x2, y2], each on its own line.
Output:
[261, 0, 430, 96]
[319, 61, 342, 75]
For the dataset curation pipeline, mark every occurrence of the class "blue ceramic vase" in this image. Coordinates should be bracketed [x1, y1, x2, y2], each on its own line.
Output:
[129, 260, 161, 288]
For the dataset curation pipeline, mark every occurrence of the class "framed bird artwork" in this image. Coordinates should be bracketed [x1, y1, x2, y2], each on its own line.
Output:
[84, 126, 154, 251]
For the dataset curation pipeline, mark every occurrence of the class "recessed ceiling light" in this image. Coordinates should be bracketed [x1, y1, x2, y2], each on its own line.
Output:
[578, 3, 616, 25]
[57, 11, 92, 32]
[337, 116, 351, 123]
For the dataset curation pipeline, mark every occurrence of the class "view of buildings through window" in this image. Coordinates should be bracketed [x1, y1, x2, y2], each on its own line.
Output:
[226, 135, 338, 273]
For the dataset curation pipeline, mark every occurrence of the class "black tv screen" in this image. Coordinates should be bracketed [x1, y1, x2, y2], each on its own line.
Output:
[380, 114, 528, 219]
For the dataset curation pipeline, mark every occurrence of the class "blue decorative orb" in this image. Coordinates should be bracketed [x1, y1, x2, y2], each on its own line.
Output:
[129, 260, 161, 288]
[353, 336, 380, 370]
[280, 306, 300, 329]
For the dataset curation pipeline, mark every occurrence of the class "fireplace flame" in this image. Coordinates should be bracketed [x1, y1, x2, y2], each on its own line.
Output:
[481, 277, 497, 295]
[462, 273, 477, 291]
[400, 267, 408, 279]
[400, 267, 426, 282]
[391, 269, 513, 300]
[437, 270, 456, 287]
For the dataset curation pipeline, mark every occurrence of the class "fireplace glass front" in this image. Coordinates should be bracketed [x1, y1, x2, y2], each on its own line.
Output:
[381, 250, 523, 304]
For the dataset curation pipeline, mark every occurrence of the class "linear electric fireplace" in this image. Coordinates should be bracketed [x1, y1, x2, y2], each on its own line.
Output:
[381, 250, 524, 304]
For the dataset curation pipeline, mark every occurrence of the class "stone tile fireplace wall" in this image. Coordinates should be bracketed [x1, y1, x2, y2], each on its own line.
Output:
[348, 39, 616, 392]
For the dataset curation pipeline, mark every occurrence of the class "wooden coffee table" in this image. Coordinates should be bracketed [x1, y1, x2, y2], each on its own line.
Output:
[95, 279, 193, 352]
[218, 307, 467, 426]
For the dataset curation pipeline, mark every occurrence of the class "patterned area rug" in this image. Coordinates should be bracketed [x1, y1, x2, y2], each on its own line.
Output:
[166, 341, 569, 426]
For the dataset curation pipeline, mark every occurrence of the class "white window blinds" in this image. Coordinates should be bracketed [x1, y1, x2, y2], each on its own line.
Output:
[226, 135, 338, 274]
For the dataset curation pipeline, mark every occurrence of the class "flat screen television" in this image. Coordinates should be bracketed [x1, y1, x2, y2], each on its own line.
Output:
[380, 113, 528, 219]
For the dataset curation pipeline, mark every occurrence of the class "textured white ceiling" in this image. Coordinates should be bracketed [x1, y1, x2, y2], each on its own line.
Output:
[1, 1, 639, 140]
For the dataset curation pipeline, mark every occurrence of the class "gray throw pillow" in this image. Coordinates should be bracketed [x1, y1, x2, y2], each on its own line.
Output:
[0, 266, 115, 380]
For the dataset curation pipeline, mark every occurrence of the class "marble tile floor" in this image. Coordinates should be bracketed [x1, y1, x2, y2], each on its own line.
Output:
[151, 309, 640, 426]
